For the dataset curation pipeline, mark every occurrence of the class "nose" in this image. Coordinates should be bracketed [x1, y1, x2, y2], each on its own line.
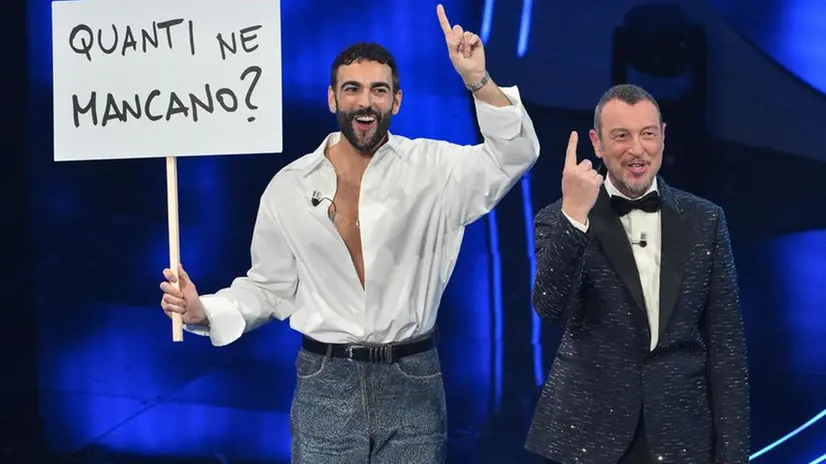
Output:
[628, 136, 645, 155]
[355, 89, 372, 109]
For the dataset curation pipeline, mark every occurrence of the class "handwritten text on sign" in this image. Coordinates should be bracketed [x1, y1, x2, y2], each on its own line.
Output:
[52, 0, 282, 162]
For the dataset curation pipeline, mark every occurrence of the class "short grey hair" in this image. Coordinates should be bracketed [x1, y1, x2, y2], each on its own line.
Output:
[593, 84, 662, 137]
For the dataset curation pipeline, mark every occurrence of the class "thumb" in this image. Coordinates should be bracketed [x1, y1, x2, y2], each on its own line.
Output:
[177, 264, 193, 288]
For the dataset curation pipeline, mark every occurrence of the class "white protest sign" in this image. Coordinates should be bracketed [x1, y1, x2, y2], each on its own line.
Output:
[51, 0, 283, 342]
[52, 0, 282, 162]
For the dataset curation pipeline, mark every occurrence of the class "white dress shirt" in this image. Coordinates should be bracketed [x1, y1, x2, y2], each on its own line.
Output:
[564, 176, 662, 350]
[186, 86, 540, 346]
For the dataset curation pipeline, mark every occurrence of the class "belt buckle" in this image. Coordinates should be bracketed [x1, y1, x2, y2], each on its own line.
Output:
[346, 345, 363, 362]
[370, 345, 393, 363]
[345, 344, 393, 363]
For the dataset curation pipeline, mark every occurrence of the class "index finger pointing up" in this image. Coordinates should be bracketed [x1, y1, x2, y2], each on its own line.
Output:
[565, 131, 579, 168]
[437, 4, 452, 35]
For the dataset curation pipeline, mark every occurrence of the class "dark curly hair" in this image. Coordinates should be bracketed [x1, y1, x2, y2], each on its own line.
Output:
[330, 42, 400, 93]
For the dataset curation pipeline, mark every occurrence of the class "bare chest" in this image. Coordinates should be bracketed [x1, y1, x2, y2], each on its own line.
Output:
[329, 174, 365, 286]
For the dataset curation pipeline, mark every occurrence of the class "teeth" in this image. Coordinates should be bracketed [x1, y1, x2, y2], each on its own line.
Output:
[356, 116, 375, 123]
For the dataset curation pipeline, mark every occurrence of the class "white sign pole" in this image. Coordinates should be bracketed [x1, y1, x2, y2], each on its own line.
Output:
[51, 0, 283, 342]
[166, 156, 184, 341]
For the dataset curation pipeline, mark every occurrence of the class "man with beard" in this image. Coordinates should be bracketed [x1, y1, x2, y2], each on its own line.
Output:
[158, 4, 539, 463]
[524, 84, 749, 464]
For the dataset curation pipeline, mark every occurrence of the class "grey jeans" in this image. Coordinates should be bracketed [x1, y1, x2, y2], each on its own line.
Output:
[289, 345, 447, 463]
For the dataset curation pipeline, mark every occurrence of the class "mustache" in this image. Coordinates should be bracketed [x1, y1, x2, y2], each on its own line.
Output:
[623, 157, 650, 166]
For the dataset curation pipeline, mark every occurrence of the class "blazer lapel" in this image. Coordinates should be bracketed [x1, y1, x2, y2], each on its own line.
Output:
[657, 181, 690, 339]
[590, 187, 647, 314]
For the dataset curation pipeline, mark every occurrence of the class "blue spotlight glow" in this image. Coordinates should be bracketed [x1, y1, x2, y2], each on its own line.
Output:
[749, 409, 826, 459]
[809, 452, 826, 464]
[520, 173, 543, 386]
[487, 209, 503, 410]
[480, 0, 495, 43]
[516, 0, 533, 57]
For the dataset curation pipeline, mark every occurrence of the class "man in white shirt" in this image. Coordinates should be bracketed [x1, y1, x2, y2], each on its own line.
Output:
[158, 5, 539, 463]
[525, 84, 749, 464]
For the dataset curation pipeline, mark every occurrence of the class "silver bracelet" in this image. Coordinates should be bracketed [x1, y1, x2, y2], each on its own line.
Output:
[464, 71, 490, 92]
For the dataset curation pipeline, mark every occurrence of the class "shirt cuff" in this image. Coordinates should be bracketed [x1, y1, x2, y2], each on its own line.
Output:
[183, 294, 246, 347]
[474, 85, 523, 140]
[562, 210, 589, 232]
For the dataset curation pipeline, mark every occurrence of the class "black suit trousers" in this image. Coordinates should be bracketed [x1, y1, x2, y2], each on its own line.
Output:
[545, 414, 653, 464]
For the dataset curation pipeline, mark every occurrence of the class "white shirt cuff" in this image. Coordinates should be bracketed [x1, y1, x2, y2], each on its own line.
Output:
[562, 210, 589, 232]
[183, 294, 246, 347]
[474, 85, 524, 140]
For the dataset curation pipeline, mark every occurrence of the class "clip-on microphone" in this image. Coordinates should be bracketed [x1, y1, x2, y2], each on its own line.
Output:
[632, 231, 648, 248]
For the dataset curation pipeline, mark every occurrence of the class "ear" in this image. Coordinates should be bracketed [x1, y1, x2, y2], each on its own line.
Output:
[588, 129, 603, 159]
[392, 89, 403, 115]
[327, 86, 336, 114]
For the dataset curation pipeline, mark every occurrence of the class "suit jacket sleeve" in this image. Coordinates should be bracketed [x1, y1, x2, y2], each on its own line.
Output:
[702, 209, 750, 463]
[532, 204, 591, 323]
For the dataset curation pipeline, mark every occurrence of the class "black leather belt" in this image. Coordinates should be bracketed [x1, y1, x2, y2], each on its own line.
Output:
[301, 332, 437, 363]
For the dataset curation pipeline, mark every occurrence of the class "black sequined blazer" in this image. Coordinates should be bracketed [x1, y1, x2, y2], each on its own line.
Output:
[524, 178, 749, 464]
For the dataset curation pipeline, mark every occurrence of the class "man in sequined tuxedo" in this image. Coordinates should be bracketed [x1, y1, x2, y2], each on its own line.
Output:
[524, 84, 749, 464]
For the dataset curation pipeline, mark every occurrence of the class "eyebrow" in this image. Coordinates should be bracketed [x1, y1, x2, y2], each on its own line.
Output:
[609, 125, 660, 134]
[340, 80, 391, 90]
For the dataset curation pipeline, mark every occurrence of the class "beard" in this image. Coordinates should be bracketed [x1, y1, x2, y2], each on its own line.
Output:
[619, 174, 654, 198]
[336, 106, 392, 155]
[616, 155, 657, 197]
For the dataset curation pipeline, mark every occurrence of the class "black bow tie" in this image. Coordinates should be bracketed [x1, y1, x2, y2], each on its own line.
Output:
[610, 191, 661, 216]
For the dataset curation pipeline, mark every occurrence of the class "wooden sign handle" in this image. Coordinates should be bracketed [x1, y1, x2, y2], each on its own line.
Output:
[166, 156, 184, 342]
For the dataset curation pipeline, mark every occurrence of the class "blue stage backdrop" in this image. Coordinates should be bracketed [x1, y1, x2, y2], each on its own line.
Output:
[707, 0, 826, 95]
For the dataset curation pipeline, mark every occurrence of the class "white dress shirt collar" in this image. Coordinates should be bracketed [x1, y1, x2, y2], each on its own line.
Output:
[286, 131, 407, 177]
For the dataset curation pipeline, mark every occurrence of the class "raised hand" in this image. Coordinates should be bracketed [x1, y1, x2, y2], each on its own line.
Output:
[437, 4, 485, 84]
[160, 264, 207, 326]
[561, 131, 603, 224]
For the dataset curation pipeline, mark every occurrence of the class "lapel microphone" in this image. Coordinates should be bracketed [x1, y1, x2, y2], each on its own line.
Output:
[310, 190, 341, 223]
[311, 190, 335, 208]
[631, 231, 648, 248]
[309, 190, 359, 228]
